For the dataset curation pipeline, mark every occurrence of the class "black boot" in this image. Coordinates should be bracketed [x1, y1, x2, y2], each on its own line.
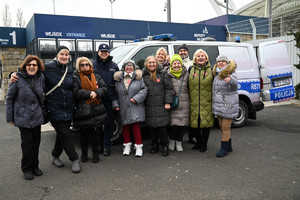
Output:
[103, 147, 110, 156]
[216, 141, 228, 157]
[81, 152, 88, 162]
[227, 138, 233, 152]
[200, 129, 210, 152]
[92, 153, 100, 163]
[192, 134, 201, 150]
[162, 144, 169, 157]
[150, 141, 159, 154]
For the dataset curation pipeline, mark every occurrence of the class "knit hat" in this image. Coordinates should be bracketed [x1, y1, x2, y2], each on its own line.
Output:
[122, 60, 136, 71]
[178, 44, 188, 53]
[56, 46, 69, 54]
[170, 54, 183, 67]
[98, 43, 110, 52]
[216, 54, 228, 63]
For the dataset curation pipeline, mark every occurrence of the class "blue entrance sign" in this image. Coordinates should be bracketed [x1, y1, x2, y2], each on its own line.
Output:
[0, 27, 26, 47]
[28, 14, 226, 44]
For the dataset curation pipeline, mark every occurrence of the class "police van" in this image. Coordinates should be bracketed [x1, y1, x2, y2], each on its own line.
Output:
[257, 40, 295, 102]
[109, 34, 294, 141]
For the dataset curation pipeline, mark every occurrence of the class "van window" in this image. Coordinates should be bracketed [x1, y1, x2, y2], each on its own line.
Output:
[173, 45, 219, 66]
[110, 44, 137, 65]
[219, 46, 252, 71]
[132, 45, 168, 69]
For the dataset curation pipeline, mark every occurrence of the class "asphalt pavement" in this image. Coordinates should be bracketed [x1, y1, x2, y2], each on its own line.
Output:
[0, 100, 299, 200]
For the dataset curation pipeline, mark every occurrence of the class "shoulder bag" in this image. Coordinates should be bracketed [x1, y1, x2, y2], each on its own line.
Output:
[171, 75, 185, 109]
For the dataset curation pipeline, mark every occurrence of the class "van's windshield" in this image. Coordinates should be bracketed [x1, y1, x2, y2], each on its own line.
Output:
[110, 44, 137, 64]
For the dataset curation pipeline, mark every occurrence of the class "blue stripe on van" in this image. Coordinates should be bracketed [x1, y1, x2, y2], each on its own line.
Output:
[238, 80, 260, 93]
[269, 85, 295, 101]
[267, 72, 292, 79]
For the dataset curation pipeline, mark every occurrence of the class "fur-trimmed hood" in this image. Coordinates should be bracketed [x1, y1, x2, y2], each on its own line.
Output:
[76, 57, 93, 72]
[213, 60, 237, 79]
[114, 69, 142, 82]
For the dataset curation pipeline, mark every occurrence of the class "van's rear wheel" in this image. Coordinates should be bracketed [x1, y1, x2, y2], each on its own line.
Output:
[232, 100, 248, 128]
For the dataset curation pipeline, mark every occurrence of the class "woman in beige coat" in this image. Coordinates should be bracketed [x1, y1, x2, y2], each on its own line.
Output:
[167, 54, 190, 151]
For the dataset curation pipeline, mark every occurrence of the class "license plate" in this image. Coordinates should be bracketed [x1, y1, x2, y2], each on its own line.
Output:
[273, 78, 290, 87]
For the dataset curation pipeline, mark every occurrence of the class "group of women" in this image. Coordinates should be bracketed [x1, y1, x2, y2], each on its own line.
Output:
[6, 45, 239, 180]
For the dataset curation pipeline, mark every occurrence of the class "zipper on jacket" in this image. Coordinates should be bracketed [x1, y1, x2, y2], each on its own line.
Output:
[198, 68, 201, 127]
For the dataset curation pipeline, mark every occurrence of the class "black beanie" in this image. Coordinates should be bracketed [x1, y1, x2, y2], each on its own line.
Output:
[56, 46, 69, 54]
[178, 44, 188, 53]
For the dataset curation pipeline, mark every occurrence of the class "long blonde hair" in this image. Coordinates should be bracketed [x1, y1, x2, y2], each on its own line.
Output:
[144, 56, 158, 81]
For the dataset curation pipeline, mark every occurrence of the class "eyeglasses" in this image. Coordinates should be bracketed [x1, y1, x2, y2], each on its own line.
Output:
[80, 63, 90, 68]
[125, 63, 134, 67]
[26, 63, 38, 67]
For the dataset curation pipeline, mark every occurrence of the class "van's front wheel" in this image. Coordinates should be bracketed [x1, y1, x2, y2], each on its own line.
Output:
[232, 100, 248, 128]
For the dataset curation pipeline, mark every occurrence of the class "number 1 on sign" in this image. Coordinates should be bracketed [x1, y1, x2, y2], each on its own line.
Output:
[9, 31, 16, 45]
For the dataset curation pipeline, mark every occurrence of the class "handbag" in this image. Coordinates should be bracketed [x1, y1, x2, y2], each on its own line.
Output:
[171, 75, 185, 109]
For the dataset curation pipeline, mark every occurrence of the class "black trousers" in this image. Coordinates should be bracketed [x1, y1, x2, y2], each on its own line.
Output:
[51, 120, 78, 161]
[148, 127, 169, 145]
[19, 126, 41, 173]
[169, 126, 186, 142]
[80, 128, 101, 154]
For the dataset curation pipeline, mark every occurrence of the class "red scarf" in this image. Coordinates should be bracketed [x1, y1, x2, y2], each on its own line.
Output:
[79, 68, 100, 105]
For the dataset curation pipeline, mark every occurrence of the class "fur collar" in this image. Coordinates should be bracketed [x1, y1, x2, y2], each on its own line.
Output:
[114, 69, 142, 82]
[213, 60, 237, 79]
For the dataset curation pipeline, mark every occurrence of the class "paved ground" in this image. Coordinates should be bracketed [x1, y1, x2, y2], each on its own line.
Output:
[0, 100, 299, 200]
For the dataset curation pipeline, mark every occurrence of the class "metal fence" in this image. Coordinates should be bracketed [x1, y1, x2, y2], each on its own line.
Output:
[226, 12, 300, 41]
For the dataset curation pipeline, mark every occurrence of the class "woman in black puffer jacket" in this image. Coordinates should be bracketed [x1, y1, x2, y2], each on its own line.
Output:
[73, 57, 107, 163]
[142, 56, 173, 156]
[6, 55, 45, 180]
[43, 46, 80, 173]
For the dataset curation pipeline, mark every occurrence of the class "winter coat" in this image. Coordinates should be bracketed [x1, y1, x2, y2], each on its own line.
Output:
[188, 62, 214, 128]
[142, 66, 173, 127]
[182, 57, 193, 69]
[113, 70, 147, 125]
[73, 70, 108, 129]
[6, 71, 45, 128]
[212, 60, 239, 119]
[43, 60, 75, 121]
[92, 55, 119, 103]
[167, 67, 190, 126]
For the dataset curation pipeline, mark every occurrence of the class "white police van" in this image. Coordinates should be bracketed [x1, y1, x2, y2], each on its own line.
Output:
[110, 34, 294, 131]
[257, 40, 295, 102]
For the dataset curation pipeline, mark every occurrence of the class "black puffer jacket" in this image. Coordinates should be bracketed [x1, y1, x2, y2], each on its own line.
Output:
[92, 55, 119, 102]
[142, 66, 173, 127]
[73, 70, 108, 129]
[44, 60, 75, 121]
[6, 71, 45, 128]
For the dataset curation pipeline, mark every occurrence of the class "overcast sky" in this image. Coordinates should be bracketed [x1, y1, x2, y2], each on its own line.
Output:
[1, 0, 254, 27]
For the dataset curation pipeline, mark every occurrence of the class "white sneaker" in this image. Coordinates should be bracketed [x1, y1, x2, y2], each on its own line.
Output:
[135, 144, 143, 157]
[168, 139, 175, 151]
[123, 143, 132, 156]
[176, 141, 183, 152]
